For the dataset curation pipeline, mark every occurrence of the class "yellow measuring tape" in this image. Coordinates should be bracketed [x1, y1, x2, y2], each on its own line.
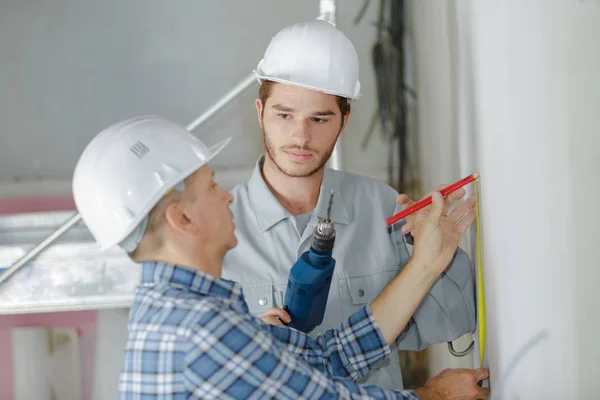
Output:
[475, 177, 486, 365]
[447, 176, 487, 364]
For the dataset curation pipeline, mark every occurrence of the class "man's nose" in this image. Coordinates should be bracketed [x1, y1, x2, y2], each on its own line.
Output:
[290, 119, 312, 145]
[223, 190, 234, 205]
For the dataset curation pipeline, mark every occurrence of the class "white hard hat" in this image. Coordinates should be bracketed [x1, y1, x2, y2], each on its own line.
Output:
[72, 115, 230, 251]
[254, 20, 361, 100]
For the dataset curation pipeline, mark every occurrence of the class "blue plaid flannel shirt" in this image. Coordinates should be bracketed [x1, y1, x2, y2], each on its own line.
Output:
[118, 262, 420, 399]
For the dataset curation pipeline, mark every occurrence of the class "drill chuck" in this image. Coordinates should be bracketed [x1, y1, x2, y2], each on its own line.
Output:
[312, 218, 336, 254]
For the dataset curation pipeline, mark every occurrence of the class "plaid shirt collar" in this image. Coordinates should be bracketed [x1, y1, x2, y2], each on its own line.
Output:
[140, 261, 244, 303]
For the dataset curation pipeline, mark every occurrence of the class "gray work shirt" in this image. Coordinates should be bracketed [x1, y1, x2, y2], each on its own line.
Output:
[222, 157, 476, 391]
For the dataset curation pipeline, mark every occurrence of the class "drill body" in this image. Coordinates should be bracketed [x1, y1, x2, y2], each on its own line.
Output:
[284, 193, 337, 333]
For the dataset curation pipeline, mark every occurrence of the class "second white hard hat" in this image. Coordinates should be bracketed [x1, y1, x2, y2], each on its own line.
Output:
[72, 115, 230, 251]
[254, 20, 361, 100]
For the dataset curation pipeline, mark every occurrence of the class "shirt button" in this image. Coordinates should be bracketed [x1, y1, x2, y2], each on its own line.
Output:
[259, 297, 268, 306]
[357, 289, 365, 297]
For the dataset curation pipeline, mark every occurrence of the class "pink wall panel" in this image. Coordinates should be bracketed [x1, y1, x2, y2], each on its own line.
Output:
[0, 199, 95, 399]
[0, 197, 75, 214]
[0, 311, 98, 400]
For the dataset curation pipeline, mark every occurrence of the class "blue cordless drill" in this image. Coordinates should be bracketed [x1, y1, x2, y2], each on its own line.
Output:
[283, 191, 337, 333]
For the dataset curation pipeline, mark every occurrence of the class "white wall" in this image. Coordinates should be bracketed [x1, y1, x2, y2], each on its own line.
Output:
[0, 0, 394, 197]
[457, 0, 599, 397]
[568, 3, 600, 391]
[413, 2, 600, 397]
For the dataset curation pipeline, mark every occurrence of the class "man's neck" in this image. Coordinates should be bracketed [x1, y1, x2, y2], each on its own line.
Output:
[149, 246, 225, 278]
[262, 155, 323, 215]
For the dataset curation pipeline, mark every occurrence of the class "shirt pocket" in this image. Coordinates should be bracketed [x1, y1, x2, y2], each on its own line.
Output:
[242, 284, 275, 317]
[346, 270, 399, 305]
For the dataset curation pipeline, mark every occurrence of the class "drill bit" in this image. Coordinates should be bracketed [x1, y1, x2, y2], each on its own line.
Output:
[326, 190, 334, 221]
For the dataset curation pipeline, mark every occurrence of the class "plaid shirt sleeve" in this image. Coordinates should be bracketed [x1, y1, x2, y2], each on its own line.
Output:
[183, 303, 420, 399]
[267, 304, 390, 381]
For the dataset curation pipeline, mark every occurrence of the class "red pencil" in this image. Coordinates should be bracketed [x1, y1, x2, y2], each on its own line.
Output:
[386, 173, 479, 226]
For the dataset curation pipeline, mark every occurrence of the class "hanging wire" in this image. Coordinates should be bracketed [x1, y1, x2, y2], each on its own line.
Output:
[356, 0, 417, 193]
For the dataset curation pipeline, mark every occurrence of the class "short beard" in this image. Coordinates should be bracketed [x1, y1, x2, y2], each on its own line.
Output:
[263, 128, 339, 178]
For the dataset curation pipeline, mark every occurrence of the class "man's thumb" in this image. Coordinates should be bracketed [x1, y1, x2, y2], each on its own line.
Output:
[428, 192, 444, 223]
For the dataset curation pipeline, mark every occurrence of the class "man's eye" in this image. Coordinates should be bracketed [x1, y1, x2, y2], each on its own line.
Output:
[312, 118, 327, 124]
[278, 113, 290, 119]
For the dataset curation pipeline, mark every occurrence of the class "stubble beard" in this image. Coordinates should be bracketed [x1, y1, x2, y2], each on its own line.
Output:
[262, 128, 340, 178]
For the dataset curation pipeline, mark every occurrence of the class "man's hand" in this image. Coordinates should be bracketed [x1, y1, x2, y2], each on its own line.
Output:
[414, 368, 490, 400]
[396, 185, 467, 235]
[371, 190, 475, 345]
[409, 190, 476, 274]
[260, 307, 291, 326]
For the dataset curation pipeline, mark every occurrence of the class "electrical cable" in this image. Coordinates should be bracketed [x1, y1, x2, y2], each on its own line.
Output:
[390, 0, 407, 193]
[353, 0, 372, 25]
[356, 0, 417, 193]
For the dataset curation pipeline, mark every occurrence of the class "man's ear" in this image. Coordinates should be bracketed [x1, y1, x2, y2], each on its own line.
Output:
[165, 202, 198, 236]
[256, 99, 264, 129]
[338, 111, 351, 136]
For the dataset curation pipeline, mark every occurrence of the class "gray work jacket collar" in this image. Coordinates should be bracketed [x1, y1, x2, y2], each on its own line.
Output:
[248, 156, 351, 233]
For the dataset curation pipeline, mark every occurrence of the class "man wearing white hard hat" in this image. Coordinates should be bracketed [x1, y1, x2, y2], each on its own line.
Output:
[72, 115, 487, 398]
[222, 19, 483, 393]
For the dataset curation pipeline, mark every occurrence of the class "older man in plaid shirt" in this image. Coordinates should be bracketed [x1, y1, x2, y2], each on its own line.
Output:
[72, 116, 489, 399]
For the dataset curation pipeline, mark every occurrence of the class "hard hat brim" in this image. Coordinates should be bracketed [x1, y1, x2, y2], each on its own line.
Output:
[254, 70, 361, 101]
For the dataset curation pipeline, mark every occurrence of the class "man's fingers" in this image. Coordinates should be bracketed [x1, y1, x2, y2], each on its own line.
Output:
[448, 195, 476, 223]
[446, 188, 466, 203]
[427, 192, 444, 223]
[396, 193, 410, 206]
[429, 184, 449, 196]
[261, 307, 291, 326]
[262, 307, 291, 323]
[455, 209, 476, 234]
[419, 184, 450, 201]
[443, 188, 466, 214]
[474, 368, 490, 381]
[396, 194, 417, 213]
[261, 316, 284, 326]
[399, 185, 469, 233]
[473, 368, 491, 399]
[396, 193, 417, 232]
[417, 188, 464, 218]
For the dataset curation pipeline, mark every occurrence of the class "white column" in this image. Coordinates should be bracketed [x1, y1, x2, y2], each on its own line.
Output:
[463, 0, 600, 396]
[12, 328, 52, 400]
[93, 309, 130, 400]
[454, 0, 484, 369]
[409, 0, 474, 375]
